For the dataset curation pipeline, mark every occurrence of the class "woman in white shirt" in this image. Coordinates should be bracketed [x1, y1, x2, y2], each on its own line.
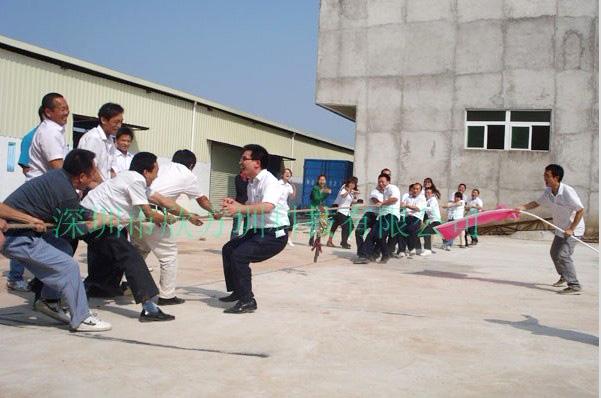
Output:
[441, 191, 466, 250]
[421, 187, 442, 255]
[326, 178, 359, 249]
[279, 168, 296, 246]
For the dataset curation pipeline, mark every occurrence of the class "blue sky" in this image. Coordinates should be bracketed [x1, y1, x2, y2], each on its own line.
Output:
[0, 0, 355, 147]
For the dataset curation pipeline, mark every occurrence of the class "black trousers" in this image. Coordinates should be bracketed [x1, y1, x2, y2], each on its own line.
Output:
[329, 212, 354, 245]
[355, 212, 378, 255]
[358, 214, 399, 259]
[402, 215, 422, 251]
[83, 229, 159, 303]
[222, 229, 288, 301]
[421, 221, 441, 250]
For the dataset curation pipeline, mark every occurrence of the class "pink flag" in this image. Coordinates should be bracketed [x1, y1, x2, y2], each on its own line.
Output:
[434, 208, 519, 240]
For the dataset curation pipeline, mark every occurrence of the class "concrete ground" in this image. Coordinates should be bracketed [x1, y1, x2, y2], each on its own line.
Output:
[0, 227, 598, 397]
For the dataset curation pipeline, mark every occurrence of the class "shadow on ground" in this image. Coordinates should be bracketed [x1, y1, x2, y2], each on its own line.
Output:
[486, 315, 599, 346]
[411, 270, 558, 293]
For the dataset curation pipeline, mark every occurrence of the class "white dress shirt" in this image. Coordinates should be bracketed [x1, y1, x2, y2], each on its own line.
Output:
[78, 125, 115, 181]
[149, 162, 203, 200]
[379, 184, 401, 219]
[278, 179, 294, 212]
[247, 169, 289, 229]
[537, 183, 585, 237]
[466, 197, 484, 215]
[27, 119, 67, 178]
[425, 196, 442, 223]
[366, 189, 384, 214]
[447, 200, 465, 220]
[111, 150, 134, 175]
[81, 170, 149, 221]
[404, 194, 427, 220]
[333, 186, 356, 216]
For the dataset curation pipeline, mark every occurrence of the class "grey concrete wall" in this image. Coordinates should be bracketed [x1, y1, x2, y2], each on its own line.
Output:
[316, 0, 599, 236]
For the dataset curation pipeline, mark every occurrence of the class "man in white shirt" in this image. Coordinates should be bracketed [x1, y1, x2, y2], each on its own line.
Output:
[421, 187, 442, 255]
[81, 152, 178, 322]
[449, 183, 468, 202]
[355, 173, 401, 264]
[465, 188, 484, 245]
[326, 178, 359, 249]
[517, 164, 585, 294]
[131, 149, 221, 305]
[27, 93, 70, 178]
[110, 126, 135, 176]
[355, 179, 384, 256]
[219, 144, 289, 313]
[78, 103, 124, 182]
[400, 182, 427, 256]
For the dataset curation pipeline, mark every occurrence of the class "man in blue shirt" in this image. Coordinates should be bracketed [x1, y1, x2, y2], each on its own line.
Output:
[7, 108, 43, 292]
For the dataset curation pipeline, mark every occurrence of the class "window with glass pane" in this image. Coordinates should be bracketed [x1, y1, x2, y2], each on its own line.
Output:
[467, 126, 485, 148]
[466, 111, 506, 122]
[531, 126, 550, 150]
[510, 111, 551, 122]
[486, 125, 505, 149]
[511, 126, 529, 149]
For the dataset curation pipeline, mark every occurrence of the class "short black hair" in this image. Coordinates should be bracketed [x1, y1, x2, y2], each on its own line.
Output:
[413, 182, 422, 190]
[380, 168, 391, 175]
[378, 173, 390, 182]
[242, 144, 269, 169]
[472, 188, 480, 195]
[545, 164, 564, 182]
[130, 152, 157, 176]
[454, 191, 463, 199]
[63, 149, 96, 176]
[98, 103, 124, 123]
[40, 93, 64, 118]
[458, 183, 467, 189]
[172, 149, 196, 170]
[116, 126, 134, 141]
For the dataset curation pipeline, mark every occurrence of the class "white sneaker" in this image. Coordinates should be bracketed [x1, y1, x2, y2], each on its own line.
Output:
[33, 299, 71, 324]
[408, 249, 416, 256]
[288, 240, 295, 247]
[419, 249, 432, 256]
[72, 314, 112, 332]
[397, 252, 406, 258]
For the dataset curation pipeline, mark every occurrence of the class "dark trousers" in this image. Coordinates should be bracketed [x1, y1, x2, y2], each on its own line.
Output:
[83, 229, 159, 303]
[329, 212, 353, 245]
[421, 221, 441, 250]
[403, 216, 422, 251]
[222, 229, 288, 301]
[466, 226, 478, 243]
[355, 212, 378, 255]
[358, 214, 399, 259]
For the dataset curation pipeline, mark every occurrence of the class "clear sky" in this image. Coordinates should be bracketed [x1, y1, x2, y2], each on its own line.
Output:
[0, 0, 355, 147]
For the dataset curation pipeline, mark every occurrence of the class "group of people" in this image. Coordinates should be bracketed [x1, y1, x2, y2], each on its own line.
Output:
[0, 92, 292, 333]
[308, 169, 484, 258]
[306, 165, 587, 295]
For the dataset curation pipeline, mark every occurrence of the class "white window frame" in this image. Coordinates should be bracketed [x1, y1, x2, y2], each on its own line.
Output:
[465, 110, 551, 152]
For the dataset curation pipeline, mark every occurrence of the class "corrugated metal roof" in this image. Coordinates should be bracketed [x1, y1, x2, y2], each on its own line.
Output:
[0, 33, 354, 152]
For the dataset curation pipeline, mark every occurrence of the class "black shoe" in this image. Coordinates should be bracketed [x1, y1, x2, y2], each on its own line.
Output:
[157, 296, 186, 305]
[139, 308, 175, 322]
[557, 286, 582, 295]
[223, 299, 257, 314]
[218, 293, 240, 302]
[309, 236, 315, 247]
[340, 243, 351, 249]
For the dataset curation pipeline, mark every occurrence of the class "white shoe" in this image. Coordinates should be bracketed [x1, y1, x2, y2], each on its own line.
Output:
[408, 249, 416, 256]
[288, 240, 295, 247]
[71, 314, 112, 332]
[397, 252, 406, 258]
[33, 299, 71, 324]
[419, 249, 432, 256]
